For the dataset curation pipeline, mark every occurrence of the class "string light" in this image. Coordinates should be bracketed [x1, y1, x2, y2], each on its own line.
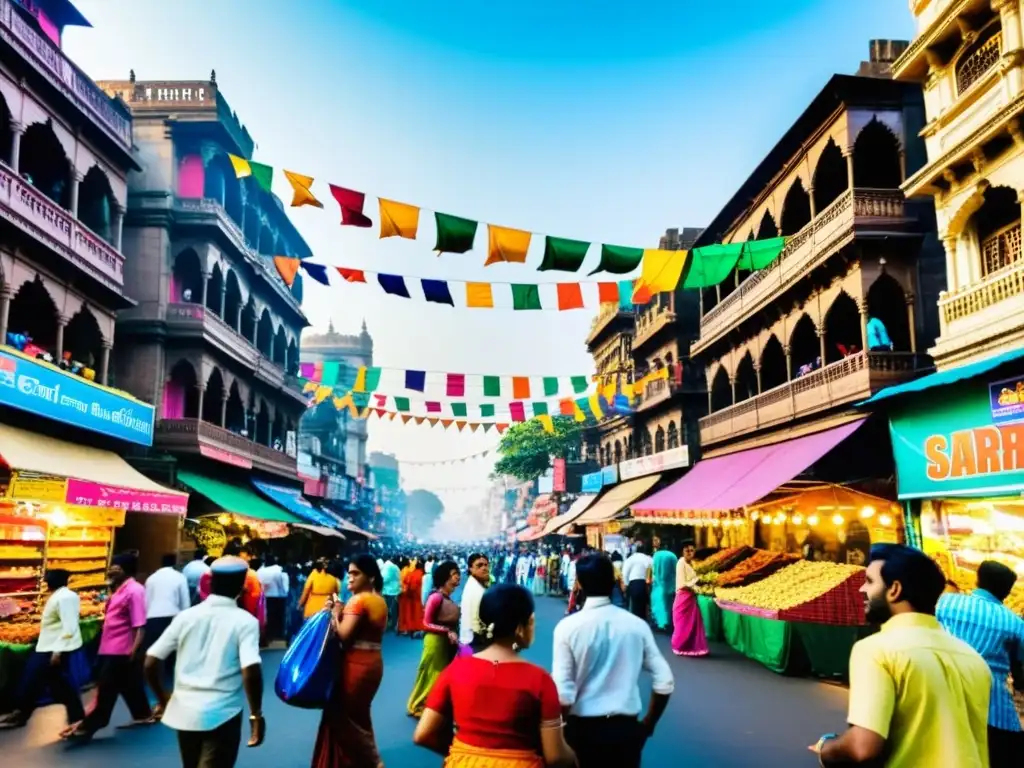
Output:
[832, 513, 845, 526]
[807, 514, 820, 526]
[879, 513, 893, 527]
[860, 506, 876, 519]
[791, 514, 804, 525]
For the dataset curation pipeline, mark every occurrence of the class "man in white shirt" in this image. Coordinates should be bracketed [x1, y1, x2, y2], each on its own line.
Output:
[553, 553, 674, 768]
[256, 554, 289, 644]
[0, 569, 84, 729]
[421, 557, 435, 605]
[621, 542, 654, 622]
[459, 552, 490, 648]
[145, 553, 191, 654]
[182, 549, 210, 606]
[145, 556, 265, 767]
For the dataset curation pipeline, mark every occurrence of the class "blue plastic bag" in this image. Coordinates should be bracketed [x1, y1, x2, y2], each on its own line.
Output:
[274, 609, 339, 709]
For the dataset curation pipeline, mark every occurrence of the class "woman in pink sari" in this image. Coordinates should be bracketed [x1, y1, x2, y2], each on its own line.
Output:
[671, 542, 709, 657]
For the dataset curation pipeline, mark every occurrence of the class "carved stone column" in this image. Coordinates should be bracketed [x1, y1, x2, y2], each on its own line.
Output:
[220, 389, 229, 427]
[942, 234, 959, 294]
[808, 184, 817, 219]
[729, 375, 737, 405]
[859, 300, 870, 350]
[754, 362, 763, 394]
[784, 345, 793, 381]
[0, 285, 11, 344]
[817, 326, 827, 364]
[99, 342, 112, 386]
[905, 293, 918, 354]
[112, 205, 124, 250]
[9, 121, 23, 174]
[69, 171, 82, 217]
[201, 270, 211, 309]
[996, 0, 1023, 93]
[219, 281, 228, 319]
[196, 383, 206, 423]
[844, 150, 855, 189]
[55, 315, 67, 361]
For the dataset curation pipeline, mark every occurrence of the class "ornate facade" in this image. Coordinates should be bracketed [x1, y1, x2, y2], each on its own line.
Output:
[585, 305, 634, 466]
[894, 0, 1024, 368]
[101, 73, 309, 479]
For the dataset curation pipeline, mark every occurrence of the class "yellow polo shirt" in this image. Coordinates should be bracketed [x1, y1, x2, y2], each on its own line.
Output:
[846, 612, 990, 768]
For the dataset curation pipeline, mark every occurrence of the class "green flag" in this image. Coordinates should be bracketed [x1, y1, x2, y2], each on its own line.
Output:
[451, 402, 468, 418]
[249, 161, 274, 193]
[532, 402, 549, 416]
[571, 376, 589, 394]
[511, 284, 542, 310]
[483, 376, 501, 397]
[434, 212, 478, 254]
[738, 236, 786, 271]
[591, 244, 644, 275]
[480, 404, 495, 418]
[539, 236, 590, 272]
[394, 397, 410, 412]
[543, 377, 559, 396]
[682, 243, 742, 288]
[364, 367, 382, 392]
[321, 361, 340, 388]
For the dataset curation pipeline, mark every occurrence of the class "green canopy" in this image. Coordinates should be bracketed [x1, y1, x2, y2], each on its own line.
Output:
[177, 470, 301, 524]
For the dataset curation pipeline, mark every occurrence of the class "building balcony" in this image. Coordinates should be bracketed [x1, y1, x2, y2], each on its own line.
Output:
[695, 188, 908, 354]
[587, 305, 634, 347]
[154, 417, 297, 479]
[698, 351, 926, 447]
[0, 161, 124, 291]
[636, 377, 680, 411]
[0, 0, 132, 151]
[633, 307, 677, 350]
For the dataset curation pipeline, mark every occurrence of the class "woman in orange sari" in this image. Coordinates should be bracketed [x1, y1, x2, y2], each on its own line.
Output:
[399, 559, 425, 636]
[311, 554, 387, 768]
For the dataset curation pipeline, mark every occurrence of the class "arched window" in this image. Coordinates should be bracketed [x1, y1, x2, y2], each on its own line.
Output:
[780, 179, 812, 236]
[734, 352, 758, 401]
[224, 270, 243, 330]
[823, 293, 861, 363]
[955, 21, 1002, 95]
[172, 249, 203, 304]
[225, 381, 246, 433]
[78, 166, 115, 242]
[0, 94, 12, 165]
[789, 315, 819, 377]
[853, 119, 901, 189]
[164, 360, 199, 419]
[655, 426, 666, 453]
[867, 275, 912, 352]
[20, 121, 71, 208]
[709, 366, 732, 412]
[971, 186, 1021, 276]
[812, 140, 848, 213]
[203, 368, 225, 425]
[667, 422, 679, 449]
[613, 440, 622, 464]
[206, 265, 224, 316]
[8, 278, 58, 353]
[760, 335, 788, 391]
[63, 307, 103, 370]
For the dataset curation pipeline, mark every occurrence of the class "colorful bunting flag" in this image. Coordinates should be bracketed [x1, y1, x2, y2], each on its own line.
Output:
[421, 279, 454, 306]
[480, 404, 495, 417]
[573, 399, 587, 422]
[283, 170, 322, 208]
[394, 397, 411, 412]
[426, 402, 442, 413]
[556, 283, 584, 311]
[543, 377, 559, 396]
[486, 225, 531, 266]
[483, 376, 501, 397]
[539, 236, 590, 273]
[321, 362, 340, 388]
[559, 399, 575, 416]
[597, 282, 619, 304]
[465, 282, 494, 309]
[405, 370, 426, 392]
[301, 262, 331, 286]
[440, 419, 454, 429]
[533, 402, 549, 416]
[571, 376, 589, 394]
[427, 417, 438, 427]
[496, 424, 509, 434]
[511, 376, 531, 399]
[435, 212, 478, 254]
[451, 403, 468, 418]
[446, 374, 465, 397]
[632, 249, 688, 305]
[588, 394, 604, 420]
[592, 244, 644, 275]
[378, 273, 410, 298]
[379, 198, 420, 240]
[617, 279, 635, 310]
[509, 402, 526, 422]
[329, 185, 373, 228]
[228, 154, 273, 192]
[352, 366, 382, 393]
[336, 267, 367, 283]
[511, 284, 541, 311]
[401, 414, 413, 424]
[537, 414, 554, 434]
[274, 257, 300, 287]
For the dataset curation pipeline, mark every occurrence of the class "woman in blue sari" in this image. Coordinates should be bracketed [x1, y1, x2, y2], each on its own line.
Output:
[650, 537, 678, 633]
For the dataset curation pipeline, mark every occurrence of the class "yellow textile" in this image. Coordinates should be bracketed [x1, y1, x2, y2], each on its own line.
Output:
[588, 394, 603, 420]
[536, 414, 554, 434]
[601, 381, 616, 402]
[353, 367, 368, 392]
[846, 613, 989, 768]
[443, 738, 544, 768]
[300, 570, 342, 619]
[485, 225, 532, 266]
[273, 257, 300, 287]
[632, 249, 688, 305]
[228, 154, 251, 179]
[314, 386, 332, 404]
[573, 402, 586, 422]
[334, 393, 358, 417]
[465, 282, 494, 308]
[379, 198, 421, 240]
[283, 170, 323, 208]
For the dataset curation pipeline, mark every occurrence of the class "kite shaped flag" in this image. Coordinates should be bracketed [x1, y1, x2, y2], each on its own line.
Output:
[283, 170, 322, 208]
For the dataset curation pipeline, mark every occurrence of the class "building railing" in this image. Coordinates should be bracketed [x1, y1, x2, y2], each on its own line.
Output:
[0, 0, 132, 149]
[0, 161, 124, 290]
[165, 302, 260, 367]
[633, 306, 676, 348]
[697, 188, 905, 347]
[980, 222, 1022, 278]
[955, 30, 1002, 95]
[940, 240, 1024, 327]
[155, 417, 297, 475]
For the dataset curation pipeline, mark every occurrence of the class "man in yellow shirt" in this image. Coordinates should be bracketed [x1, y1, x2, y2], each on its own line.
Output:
[810, 543, 990, 767]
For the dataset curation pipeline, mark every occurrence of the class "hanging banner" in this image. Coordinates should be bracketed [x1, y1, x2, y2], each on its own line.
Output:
[618, 446, 690, 481]
[581, 471, 603, 493]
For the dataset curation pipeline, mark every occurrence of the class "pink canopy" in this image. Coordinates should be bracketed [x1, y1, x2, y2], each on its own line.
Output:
[632, 418, 866, 513]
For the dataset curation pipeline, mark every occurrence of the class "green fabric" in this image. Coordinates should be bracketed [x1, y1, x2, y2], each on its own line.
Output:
[480, 404, 495, 418]
[363, 367, 382, 392]
[407, 632, 454, 716]
[177, 471, 301, 523]
[249, 161, 274, 193]
[697, 595, 723, 642]
[738, 236, 786, 270]
[352, 392, 370, 409]
[532, 402, 549, 416]
[571, 376, 589, 394]
[791, 623, 867, 680]
[321, 361, 340, 388]
[543, 377, 560, 396]
[511, 284, 542, 310]
[394, 397, 410, 412]
[591, 244, 644, 275]
[720, 609, 791, 674]
[483, 376, 501, 397]
[451, 402, 467, 418]
[539, 236, 591, 272]
[434, 212, 478, 254]
[683, 243, 742, 288]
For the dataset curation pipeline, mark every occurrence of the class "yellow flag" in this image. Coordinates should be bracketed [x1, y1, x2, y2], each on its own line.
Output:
[465, 282, 494, 308]
[536, 414, 554, 434]
[303, 380, 318, 394]
[283, 170, 323, 208]
[573, 402, 586, 423]
[353, 366, 368, 392]
[273, 257, 300, 287]
[486, 225, 532, 266]
[588, 394, 604, 420]
[632, 249, 688, 305]
[314, 385, 332, 403]
[228, 154, 251, 179]
[379, 198, 420, 240]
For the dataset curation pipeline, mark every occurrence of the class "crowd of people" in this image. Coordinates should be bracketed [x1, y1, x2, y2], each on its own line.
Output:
[2, 536, 1023, 767]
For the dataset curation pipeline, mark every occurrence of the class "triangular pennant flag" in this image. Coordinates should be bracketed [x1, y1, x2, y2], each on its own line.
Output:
[455, 421, 467, 432]
[401, 414, 413, 424]
[273, 257, 300, 287]
[427, 417, 439, 427]
[378, 198, 420, 240]
[283, 170, 323, 208]
[496, 423, 509, 434]
[536, 414, 555, 434]
[470, 423, 481, 433]
[387, 412, 397, 421]
[300, 261, 331, 286]
[373, 408, 386, 418]
[415, 416, 426, 425]
[440, 419, 455, 429]
[329, 185, 373, 228]
[314, 385, 332, 403]
[486, 224, 532, 266]
[434, 212, 478, 254]
[483, 424, 493, 433]
[336, 267, 367, 283]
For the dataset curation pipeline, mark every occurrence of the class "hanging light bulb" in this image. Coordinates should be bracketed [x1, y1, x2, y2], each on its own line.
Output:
[832, 513, 845, 526]
[751, 511, 761, 521]
[807, 514, 820, 526]
[217, 513, 231, 526]
[774, 512, 788, 525]
[860, 506, 876, 519]
[791, 514, 804, 526]
[879, 513, 893, 527]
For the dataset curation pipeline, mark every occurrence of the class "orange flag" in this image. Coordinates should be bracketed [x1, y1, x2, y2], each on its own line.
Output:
[465, 282, 494, 309]
[486, 225, 532, 266]
[512, 377, 531, 399]
[401, 414, 413, 424]
[556, 283, 585, 310]
[283, 170, 323, 208]
[597, 282, 619, 304]
[427, 417, 439, 427]
[496, 423, 510, 434]
[440, 419, 454, 429]
[470, 423, 481, 433]
[379, 198, 420, 240]
[273, 257, 300, 287]
[455, 421, 467, 432]
[415, 416, 426, 425]
[559, 399, 575, 416]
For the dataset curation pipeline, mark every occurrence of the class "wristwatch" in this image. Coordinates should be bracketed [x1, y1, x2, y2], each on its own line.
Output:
[815, 733, 837, 767]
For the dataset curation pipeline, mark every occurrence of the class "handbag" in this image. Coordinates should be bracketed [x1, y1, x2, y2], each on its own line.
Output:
[274, 609, 339, 709]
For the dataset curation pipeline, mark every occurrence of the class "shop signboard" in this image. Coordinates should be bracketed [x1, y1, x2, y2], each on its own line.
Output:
[889, 376, 1024, 499]
[552, 459, 566, 492]
[8, 472, 66, 502]
[989, 374, 1024, 425]
[537, 470, 554, 494]
[618, 445, 690, 481]
[581, 471, 603, 493]
[65, 478, 188, 515]
[601, 464, 619, 486]
[0, 349, 155, 446]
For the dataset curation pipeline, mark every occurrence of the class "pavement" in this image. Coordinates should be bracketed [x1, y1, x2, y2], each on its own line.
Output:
[0, 594, 849, 767]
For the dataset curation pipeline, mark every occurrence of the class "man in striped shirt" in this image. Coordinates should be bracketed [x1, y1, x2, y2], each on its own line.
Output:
[937, 560, 1024, 768]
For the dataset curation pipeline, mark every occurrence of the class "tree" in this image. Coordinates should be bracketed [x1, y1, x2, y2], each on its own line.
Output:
[493, 417, 581, 482]
[405, 489, 445, 537]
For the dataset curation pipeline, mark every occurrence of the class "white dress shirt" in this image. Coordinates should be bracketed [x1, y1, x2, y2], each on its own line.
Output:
[35, 586, 82, 653]
[146, 566, 191, 619]
[459, 575, 487, 644]
[621, 552, 653, 583]
[676, 558, 698, 591]
[257, 564, 289, 598]
[182, 559, 210, 592]
[552, 596, 674, 717]
[147, 594, 262, 732]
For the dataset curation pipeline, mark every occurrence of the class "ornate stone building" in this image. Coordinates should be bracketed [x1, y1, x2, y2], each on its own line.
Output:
[893, 0, 1024, 369]
[584, 305, 635, 467]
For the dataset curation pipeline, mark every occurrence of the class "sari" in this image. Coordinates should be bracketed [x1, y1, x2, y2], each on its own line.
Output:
[407, 590, 460, 716]
[311, 591, 388, 768]
[399, 569, 425, 634]
[445, 739, 544, 768]
[531, 561, 546, 596]
[301, 570, 341, 620]
[650, 549, 678, 631]
[671, 558, 708, 657]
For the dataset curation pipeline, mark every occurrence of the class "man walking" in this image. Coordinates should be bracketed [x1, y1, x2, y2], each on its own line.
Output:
[182, 549, 210, 606]
[256, 554, 289, 645]
[553, 554, 674, 768]
[146, 556, 265, 768]
[381, 555, 402, 633]
[621, 541, 653, 622]
[937, 559, 1024, 768]
[459, 552, 490, 650]
[145, 553, 190, 652]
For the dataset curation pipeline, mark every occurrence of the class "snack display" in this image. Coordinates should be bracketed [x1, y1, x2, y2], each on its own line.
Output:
[715, 549, 800, 587]
[695, 546, 754, 575]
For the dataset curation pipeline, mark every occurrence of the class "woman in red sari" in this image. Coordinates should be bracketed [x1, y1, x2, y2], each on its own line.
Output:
[413, 584, 577, 768]
[399, 559, 425, 636]
[312, 554, 387, 768]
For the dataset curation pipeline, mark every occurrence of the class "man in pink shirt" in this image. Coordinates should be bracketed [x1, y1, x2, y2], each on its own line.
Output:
[68, 553, 154, 740]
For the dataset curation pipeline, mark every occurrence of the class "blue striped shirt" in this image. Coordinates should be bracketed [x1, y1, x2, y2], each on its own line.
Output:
[937, 589, 1024, 732]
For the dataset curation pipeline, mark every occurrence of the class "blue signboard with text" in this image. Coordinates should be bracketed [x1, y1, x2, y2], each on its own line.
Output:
[581, 471, 603, 493]
[0, 349, 155, 446]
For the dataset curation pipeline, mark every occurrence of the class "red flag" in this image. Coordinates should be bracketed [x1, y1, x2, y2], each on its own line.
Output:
[559, 399, 575, 416]
[374, 394, 387, 407]
[556, 283, 585, 311]
[509, 402, 526, 422]
[597, 282, 619, 303]
[329, 185, 373, 228]
[496, 423, 509, 434]
[336, 267, 367, 283]
[446, 373, 465, 397]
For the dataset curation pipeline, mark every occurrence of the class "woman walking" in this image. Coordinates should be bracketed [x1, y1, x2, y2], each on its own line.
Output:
[413, 584, 576, 767]
[312, 555, 388, 768]
[299, 559, 341, 621]
[399, 559, 425, 636]
[650, 537, 678, 633]
[406, 561, 461, 718]
[532, 554, 547, 597]
[671, 542, 709, 657]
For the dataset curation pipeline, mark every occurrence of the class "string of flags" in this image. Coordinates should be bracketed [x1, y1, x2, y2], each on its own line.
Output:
[229, 153, 787, 293]
[398, 449, 494, 466]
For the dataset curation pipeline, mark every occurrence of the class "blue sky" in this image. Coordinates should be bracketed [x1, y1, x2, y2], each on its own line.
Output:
[65, 0, 914, 529]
